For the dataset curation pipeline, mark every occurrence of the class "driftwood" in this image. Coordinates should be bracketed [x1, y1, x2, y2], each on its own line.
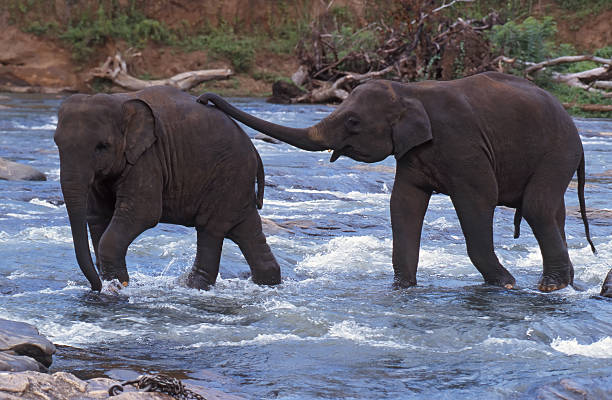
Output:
[524, 55, 612, 77]
[294, 66, 395, 103]
[496, 54, 612, 100]
[563, 103, 612, 112]
[90, 52, 232, 91]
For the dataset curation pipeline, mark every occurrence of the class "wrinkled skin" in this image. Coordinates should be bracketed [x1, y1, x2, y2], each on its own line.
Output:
[198, 72, 597, 292]
[54, 86, 280, 291]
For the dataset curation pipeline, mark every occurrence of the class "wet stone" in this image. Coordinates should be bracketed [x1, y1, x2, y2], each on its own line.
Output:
[0, 158, 46, 181]
[0, 319, 56, 372]
[0, 371, 245, 399]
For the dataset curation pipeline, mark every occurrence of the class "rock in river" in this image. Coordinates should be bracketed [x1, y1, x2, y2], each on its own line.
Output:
[0, 319, 56, 372]
[0, 158, 46, 181]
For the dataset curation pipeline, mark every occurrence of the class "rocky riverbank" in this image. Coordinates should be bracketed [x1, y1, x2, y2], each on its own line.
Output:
[0, 319, 242, 399]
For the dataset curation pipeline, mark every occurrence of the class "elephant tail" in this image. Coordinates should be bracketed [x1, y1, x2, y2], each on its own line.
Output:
[255, 149, 264, 210]
[577, 153, 596, 254]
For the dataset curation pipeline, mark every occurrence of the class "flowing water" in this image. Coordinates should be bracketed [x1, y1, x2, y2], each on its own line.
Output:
[0, 93, 611, 399]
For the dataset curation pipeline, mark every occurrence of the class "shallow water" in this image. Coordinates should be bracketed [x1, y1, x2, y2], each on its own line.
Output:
[0, 93, 611, 399]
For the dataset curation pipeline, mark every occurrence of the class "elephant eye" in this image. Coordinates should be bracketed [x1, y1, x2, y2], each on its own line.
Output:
[345, 116, 360, 132]
[95, 142, 110, 152]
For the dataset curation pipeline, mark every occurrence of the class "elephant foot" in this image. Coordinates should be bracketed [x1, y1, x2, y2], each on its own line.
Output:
[100, 267, 129, 287]
[186, 270, 213, 290]
[538, 275, 571, 292]
[600, 269, 612, 298]
[251, 266, 281, 286]
[484, 272, 516, 290]
[392, 277, 417, 289]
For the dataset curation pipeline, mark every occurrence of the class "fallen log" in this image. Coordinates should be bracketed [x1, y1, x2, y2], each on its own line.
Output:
[90, 52, 232, 91]
[562, 103, 612, 112]
[293, 65, 395, 103]
[524, 55, 611, 78]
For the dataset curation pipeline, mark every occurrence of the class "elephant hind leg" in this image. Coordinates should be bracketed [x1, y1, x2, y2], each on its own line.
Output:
[521, 166, 574, 292]
[451, 189, 516, 288]
[227, 208, 281, 286]
[186, 229, 224, 290]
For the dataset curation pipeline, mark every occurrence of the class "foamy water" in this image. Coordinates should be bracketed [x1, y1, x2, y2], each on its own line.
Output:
[1, 94, 611, 399]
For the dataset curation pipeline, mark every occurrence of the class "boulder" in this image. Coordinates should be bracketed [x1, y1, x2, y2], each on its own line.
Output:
[0, 158, 46, 181]
[0, 319, 56, 372]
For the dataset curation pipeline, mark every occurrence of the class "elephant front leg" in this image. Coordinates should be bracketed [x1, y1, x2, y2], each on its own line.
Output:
[186, 229, 223, 290]
[228, 209, 281, 286]
[97, 215, 151, 285]
[390, 181, 432, 288]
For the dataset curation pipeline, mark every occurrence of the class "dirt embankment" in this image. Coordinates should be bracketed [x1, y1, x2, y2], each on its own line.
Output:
[0, 0, 363, 95]
[0, 0, 609, 96]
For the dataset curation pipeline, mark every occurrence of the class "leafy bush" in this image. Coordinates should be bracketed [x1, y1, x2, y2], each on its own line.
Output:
[489, 16, 557, 62]
[182, 26, 256, 73]
[60, 6, 175, 60]
[24, 20, 58, 36]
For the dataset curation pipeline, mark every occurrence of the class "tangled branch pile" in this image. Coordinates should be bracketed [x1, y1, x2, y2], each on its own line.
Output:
[290, 1, 503, 103]
[282, 0, 611, 107]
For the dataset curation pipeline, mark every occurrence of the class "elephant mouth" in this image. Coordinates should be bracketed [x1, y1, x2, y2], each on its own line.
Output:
[330, 146, 367, 163]
[329, 149, 342, 163]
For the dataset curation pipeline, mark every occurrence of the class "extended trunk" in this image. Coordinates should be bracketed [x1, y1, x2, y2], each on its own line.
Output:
[61, 175, 102, 292]
[198, 93, 329, 151]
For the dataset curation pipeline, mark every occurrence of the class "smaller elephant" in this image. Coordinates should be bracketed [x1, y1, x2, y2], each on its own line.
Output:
[602, 269, 612, 298]
[54, 86, 280, 291]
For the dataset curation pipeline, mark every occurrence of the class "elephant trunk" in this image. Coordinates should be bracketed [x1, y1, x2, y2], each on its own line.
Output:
[60, 170, 102, 292]
[197, 93, 329, 152]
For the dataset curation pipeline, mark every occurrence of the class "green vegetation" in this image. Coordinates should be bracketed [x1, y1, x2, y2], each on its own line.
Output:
[181, 25, 256, 73]
[489, 16, 557, 63]
[60, 6, 175, 61]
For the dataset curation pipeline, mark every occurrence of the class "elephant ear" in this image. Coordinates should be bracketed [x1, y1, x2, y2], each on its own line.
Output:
[392, 98, 433, 160]
[122, 99, 157, 165]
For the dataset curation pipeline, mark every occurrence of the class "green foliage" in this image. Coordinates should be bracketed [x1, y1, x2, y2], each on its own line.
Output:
[182, 26, 255, 73]
[489, 16, 557, 62]
[24, 20, 58, 36]
[60, 6, 175, 61]
[594, 46, 612, 59]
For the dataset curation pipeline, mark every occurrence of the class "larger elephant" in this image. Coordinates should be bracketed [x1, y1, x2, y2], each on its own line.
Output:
[54, 85, 280, 291]
[197, 72, 596, 292]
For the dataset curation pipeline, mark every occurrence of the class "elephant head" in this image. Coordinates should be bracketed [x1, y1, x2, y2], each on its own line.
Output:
[54, 94, 156, 291]
[197, 80, 433, 163]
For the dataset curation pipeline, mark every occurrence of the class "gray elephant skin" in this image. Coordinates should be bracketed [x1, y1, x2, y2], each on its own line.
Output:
[197, 72, 597, 293]
[54, 86, 280, 291]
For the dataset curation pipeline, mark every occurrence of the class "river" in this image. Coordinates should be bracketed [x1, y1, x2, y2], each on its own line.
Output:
[0, 93, 611, 399]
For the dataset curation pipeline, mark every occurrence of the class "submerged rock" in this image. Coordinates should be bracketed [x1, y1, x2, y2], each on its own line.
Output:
[0, 371, 244, 400]
[0, 319, 56, 372]
[0, 158, 46, 181]
[531, 377, 612, 400]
